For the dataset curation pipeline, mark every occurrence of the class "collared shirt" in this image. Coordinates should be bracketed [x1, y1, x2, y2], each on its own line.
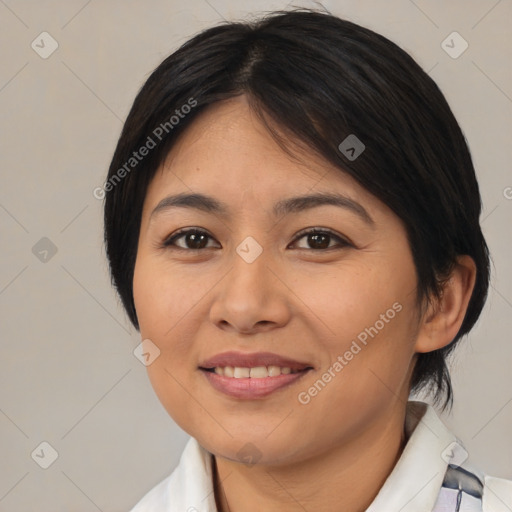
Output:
[130, 401, 512, 511]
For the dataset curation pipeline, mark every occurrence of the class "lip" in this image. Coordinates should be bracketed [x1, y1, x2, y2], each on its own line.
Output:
[198, 351, 313, 371]
[198, 351, 314, 400]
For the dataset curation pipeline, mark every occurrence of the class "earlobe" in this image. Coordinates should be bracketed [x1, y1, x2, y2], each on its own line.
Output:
[415, 255, 477, 353]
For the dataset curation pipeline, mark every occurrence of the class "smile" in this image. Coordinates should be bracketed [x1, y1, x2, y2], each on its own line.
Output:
[198, 351, 314, 399]
[200, 366, 313, 399]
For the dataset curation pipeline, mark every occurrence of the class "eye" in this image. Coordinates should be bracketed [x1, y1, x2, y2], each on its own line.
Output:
[162, 228, 219, 250]
[161, 227, 352, 252]
[289, 228, 352, 251]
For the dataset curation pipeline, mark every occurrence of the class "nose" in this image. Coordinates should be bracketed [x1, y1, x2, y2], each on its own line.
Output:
[208, 246, 292, 335]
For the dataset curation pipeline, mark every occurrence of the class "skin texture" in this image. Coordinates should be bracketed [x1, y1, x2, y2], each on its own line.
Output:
[132, 95, 476, 512]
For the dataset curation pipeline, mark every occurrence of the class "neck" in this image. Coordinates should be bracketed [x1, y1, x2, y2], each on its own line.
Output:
[213, 404, 407, 512]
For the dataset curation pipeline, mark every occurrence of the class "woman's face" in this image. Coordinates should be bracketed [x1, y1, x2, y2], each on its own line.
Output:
[133, 95, 423, 465]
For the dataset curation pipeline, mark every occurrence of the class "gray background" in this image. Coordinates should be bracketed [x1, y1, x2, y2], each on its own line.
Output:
[0, 0, 511, 510]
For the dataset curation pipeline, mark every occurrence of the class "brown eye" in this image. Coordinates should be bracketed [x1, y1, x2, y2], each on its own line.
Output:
[163, 229, 218, 250]
[291, 229, 351, 251]
[162, 227, 351, 252]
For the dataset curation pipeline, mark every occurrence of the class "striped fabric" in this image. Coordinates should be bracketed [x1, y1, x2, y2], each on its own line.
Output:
[433, 465, 484, 511]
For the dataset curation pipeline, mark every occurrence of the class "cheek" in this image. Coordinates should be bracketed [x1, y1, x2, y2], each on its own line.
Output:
[293, 259, 411, 341]
[298, 253, 419, 383]
[133, 254, 191, 340]
[298, 301, 417, 424]
[133, 255, 201, 426]
[133, 253, 216, 378]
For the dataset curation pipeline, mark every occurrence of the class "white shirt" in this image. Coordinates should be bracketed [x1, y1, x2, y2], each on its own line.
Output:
[130, 401, 512, 511]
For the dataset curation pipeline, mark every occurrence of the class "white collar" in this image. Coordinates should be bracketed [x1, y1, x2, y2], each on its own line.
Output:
[366, 401, 456, 512]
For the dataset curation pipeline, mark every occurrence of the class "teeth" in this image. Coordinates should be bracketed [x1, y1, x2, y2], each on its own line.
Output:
[234, 367, 250, 378]
[212, 366, 300, 378]
[268, 365, 281, 377]
[250, 366, 268, 378]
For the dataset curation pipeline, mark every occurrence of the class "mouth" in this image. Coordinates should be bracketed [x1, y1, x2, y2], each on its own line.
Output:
[198, 351, 314, 399]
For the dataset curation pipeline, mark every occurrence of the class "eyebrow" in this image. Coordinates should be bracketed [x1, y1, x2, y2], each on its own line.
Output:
[150, 192, 375, 226]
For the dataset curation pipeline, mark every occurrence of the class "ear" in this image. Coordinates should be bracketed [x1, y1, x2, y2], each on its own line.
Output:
[414, 255, 477, 353]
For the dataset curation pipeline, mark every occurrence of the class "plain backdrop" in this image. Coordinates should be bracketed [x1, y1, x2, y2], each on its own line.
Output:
[0, 0, 511, 510]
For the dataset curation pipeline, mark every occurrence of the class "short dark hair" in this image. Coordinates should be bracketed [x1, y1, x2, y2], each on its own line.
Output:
[103, 8, 490, 409]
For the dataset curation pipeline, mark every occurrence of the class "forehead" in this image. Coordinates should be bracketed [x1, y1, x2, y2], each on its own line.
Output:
[143, 96, 388, 222]
[158, 97, 327, 182]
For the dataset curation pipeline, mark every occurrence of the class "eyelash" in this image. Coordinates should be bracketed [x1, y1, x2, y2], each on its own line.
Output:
[161, 227, 352, 252]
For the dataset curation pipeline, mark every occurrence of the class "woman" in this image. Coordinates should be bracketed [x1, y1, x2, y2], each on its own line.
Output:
[102, 9, 511, 512]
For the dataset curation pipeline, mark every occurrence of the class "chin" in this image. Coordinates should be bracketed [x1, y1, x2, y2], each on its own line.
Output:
[201, 432, 303, 467]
